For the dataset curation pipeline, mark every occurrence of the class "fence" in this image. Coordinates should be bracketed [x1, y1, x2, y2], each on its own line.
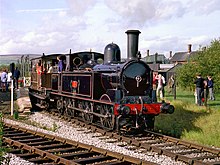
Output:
[18, 77, 31, 87]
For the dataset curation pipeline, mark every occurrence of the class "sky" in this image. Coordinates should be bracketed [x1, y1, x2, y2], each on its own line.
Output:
[0, 0, 220, 58]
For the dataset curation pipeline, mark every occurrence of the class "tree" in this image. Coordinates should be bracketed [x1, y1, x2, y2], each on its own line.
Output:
[0, 65, 10, 72]
[176, 39, 220, 91]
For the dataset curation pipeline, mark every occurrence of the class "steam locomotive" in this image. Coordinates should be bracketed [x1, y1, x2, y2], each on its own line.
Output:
[29, 30, 174, 132]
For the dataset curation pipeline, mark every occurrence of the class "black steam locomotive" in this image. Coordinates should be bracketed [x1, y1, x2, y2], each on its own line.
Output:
[29, 30, 174, 131]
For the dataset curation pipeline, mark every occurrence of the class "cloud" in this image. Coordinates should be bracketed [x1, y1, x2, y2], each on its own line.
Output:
[0, 0, 219, 57]
[66, 0, 98, 16]
[156, 1, 186, 19]
[104, 0, 220, 27]
[104, 0, 186, 27]
[189, 0, 220, 15]
[104, 0, 156, 26]
[0, 0, 92, 54]
[139, 34, 214, 58]
[16, 8, 68, 13]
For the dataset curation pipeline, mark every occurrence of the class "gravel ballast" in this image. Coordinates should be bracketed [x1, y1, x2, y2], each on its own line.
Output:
[2, 112, 186, 165]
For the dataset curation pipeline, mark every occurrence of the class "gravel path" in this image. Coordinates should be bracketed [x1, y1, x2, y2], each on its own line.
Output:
[2, 112, 187, 165]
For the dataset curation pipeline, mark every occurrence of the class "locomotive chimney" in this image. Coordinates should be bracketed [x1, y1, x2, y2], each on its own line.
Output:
[188, 44, 192, 53]
[125, 30, 141, 60]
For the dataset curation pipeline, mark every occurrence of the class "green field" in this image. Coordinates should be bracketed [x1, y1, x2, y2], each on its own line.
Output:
[155, 87, 220, 148]
[0, 54, 40, 65]
[0, 55, 20, 65]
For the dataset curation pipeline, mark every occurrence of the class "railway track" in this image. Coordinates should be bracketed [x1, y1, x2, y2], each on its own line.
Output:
[50, 112, 220, 165]
[2, 101, 220, 165]
[2, 122, 155, 165]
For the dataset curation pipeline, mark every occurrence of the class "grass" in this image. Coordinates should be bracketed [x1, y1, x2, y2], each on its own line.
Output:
[0, 113, 10, 164]
[0, 113, 4, 163]
[155, 87, 220, 148]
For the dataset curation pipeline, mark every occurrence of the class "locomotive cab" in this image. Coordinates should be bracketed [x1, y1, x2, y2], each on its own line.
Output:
[30, 54, 66, 90]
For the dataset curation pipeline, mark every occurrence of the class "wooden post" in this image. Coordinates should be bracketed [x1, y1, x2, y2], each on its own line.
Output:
[204, 88, 207, 107]
[174, 74, 176, 100]
[11, 79, 14, 116]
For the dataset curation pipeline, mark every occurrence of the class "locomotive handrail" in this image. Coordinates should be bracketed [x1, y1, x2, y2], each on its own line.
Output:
[139, 96, 144, 114]
[50, 91, 115, 106]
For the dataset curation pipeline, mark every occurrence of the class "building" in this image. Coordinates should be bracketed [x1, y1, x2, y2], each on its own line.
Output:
[169, 44, 198, 64]
[142, 50, 169, 64]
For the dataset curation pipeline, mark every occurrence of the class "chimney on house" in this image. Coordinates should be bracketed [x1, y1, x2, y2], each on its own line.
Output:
[188, 44, 192, 53]
[147, 49, 150, 56]
[169, 51, 172, 58]
[154, 52, 158, 64]
[202, 46, 207, 51]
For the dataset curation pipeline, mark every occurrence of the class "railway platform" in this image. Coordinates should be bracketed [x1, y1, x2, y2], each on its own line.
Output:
[0, 87, 31, 115]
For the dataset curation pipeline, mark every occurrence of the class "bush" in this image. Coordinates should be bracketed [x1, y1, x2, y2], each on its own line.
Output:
[176, 39, 220, 92]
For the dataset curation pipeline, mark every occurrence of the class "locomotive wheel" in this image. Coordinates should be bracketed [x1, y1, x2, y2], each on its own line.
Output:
[82, 102, 93, 123]
[145, 115, 155, 130]
[63, 99, 68, 117]
[64, 99, 75, 117]
[57, 99, 63, 114]
[40, 100, 49, 110]
[99, 94, 114, 130]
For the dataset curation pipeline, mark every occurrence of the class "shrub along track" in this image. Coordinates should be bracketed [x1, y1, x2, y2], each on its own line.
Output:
[50, 111, 220, 165]
[2, 122, 155, 165]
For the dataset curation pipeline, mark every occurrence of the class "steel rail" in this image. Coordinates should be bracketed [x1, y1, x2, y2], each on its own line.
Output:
[50, 112, 220, 165]
[3, 122, 156, 165]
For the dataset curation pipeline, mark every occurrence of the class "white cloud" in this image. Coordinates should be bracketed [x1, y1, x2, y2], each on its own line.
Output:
[22, 32, 36, 42]
[66, 0, 98, 16]
[189, 0, 220, 15]
[156, 1, 185, 19]
[105, 0, 156, 26]
[16, 8, 68, 13]
[0, 0, 219, 58]
[104, 0, 187, 27]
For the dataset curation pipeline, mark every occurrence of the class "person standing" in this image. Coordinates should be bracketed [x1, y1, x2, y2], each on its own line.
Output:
[7, 71, 12, 91]
[194, 74, 204, 106]
[57, 56, 64, 73]
[1, 69, 8, 92]
[152, 73, 158, 102]
[47, 63, 54, 73]
[207, 76, 215, 100]
[156, 74, 166, 100]
[13, 67, 20, 89]
[168, 75, 175, 95]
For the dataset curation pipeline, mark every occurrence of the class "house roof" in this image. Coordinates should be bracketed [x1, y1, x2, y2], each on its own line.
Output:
[142, 54, 167, 63]
[148, 63, 176, 72]
[160, 64, 175, 70]
[148, 64, 160, 71]
[170, 51, 198, 63]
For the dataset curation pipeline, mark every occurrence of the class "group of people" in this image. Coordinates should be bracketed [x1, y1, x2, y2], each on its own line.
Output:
[0, 67, 20, 92]
[194, 74, 215, 106]
[37, 56, 63, 74]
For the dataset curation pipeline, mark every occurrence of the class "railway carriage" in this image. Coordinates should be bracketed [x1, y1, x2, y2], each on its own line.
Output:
[29, 30, 174, 132]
